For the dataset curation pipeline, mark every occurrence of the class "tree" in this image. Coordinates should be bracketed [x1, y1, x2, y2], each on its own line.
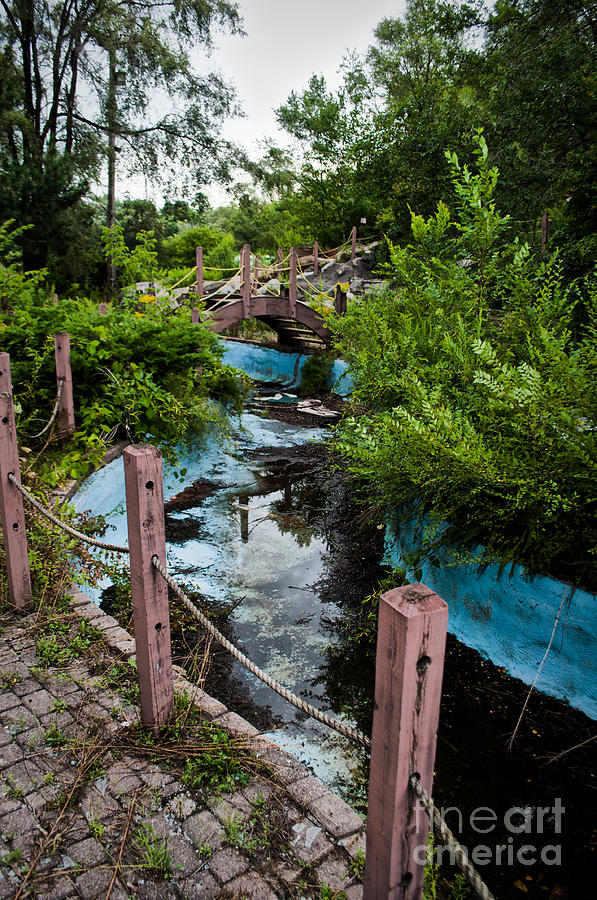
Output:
[0, 0, 243, 269]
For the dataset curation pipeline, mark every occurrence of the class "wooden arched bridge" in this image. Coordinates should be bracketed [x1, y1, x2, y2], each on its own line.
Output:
[191, 240, 353, 349]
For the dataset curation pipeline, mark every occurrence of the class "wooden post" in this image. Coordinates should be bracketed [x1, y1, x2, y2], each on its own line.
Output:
[541, 212, 549, 252]
[253, 253, 260, 293]
[196, 246, 204, 298]
[351, 225, 357, 261]
[98, 302, 108, 316]
[191, 308, 200, 325]
[277, 247, 283, 280]
[363, 584, 448, 900]
[53, 332, 75, 440]
[242, 244, 251, 319]
[289, 247, 297, 318]
[239, 503, 249, 543]
[313, 240, 319, 278]
[334, 285, 347, 315]
[0, 353, 33, 611]
[123, 444, 174, 730]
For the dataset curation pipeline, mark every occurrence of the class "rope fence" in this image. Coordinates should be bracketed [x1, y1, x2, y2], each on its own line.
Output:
[20, 377, 64, 440]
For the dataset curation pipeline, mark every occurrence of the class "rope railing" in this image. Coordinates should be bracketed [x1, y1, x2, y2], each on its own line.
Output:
[8, 474, 129, 554]
[20, 378, 64, 440]
[152, 554, 371, 750]
[409, 775, 497, 900]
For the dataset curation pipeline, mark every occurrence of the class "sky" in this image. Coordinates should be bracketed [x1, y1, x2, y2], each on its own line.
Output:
[122, 0, 407, 207]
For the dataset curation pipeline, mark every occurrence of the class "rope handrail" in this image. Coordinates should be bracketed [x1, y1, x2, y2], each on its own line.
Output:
[168, 265, 198, 291]
[198, 266, 243, 303]
[20, 378, 64, 440]
[8, 474, 129, 554]
[151, 554, 371, 750]
[409, 775, 497, 900]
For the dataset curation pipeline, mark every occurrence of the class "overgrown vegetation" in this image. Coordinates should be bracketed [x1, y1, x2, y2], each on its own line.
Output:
[331, 134, 597, 589]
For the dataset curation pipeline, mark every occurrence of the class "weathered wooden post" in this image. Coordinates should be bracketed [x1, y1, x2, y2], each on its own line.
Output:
[334, 285, 347, 315]
[54, 332, 75, 440]
[313, 240, 319, 278]
[289, 247, 297, 318]
[191, 308, 200, 324]
[196, 245, 204, 298]
[0, 353, 33, 611]
[277, 247, 283, 280]
[123, 444, 174, 730]
[242, 244, 251, 319]
[253, 253, 260, 293]
[98, 302, 108, 316]
[351, 225, 357, 261]
[363, 584, 448, 900]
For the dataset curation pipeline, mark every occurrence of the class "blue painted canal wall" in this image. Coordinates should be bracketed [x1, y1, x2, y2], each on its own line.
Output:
[221, 338, 597, 719]
[220, 339, 353, 396]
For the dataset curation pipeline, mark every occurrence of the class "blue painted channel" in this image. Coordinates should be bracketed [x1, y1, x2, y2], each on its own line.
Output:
[222, 339, 597, 720]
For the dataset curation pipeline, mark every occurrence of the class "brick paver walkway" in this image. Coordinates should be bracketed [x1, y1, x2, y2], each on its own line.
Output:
[0, 593, 366, 899]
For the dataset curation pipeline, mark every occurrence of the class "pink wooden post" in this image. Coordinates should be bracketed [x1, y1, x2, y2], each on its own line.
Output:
[196, 246, 204, 298]
[351, 225, 357, 261]
[54, 332, 75, 439]
[277, 247, 283, 280]
[0, 353, 33, 610]
[313, 240, 319, 277]
[289, 247, 297, 318]
[363, 584, 448, 900]
[123, 444, 174, 730]
[253, 253, 260, 292]
[242, 244, 251, 319]
[191, 308, 200, 324]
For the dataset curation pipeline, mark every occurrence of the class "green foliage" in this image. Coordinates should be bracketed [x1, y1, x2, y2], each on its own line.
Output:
[298, 353, 334, 395]
[180, 722, 252, 794]
[101, 225, 159, 289]
[332, 136, 597, 588]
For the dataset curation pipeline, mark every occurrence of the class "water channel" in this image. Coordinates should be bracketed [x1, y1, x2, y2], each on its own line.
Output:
[72, 370, 595, 900]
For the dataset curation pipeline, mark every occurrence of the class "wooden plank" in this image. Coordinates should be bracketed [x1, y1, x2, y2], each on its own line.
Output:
[363, 584, 448, 900]
[54, 332, 75, 439]
[0, 353, 33, 610]
[289, 247, 297, 318]
[123, 444, 174, 730]
[242, 244, 251, 319]
[351, 225, 357, 261]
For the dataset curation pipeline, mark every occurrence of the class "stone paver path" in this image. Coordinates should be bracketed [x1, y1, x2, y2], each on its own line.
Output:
[0, 592, 366, 899]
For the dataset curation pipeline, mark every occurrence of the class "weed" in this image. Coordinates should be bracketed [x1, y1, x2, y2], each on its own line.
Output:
[7, 716, 28, 735]
[4, 775, 25, 800]
[50, 698, 67, 713]
[133, 822, 173, 878]
[0, 670, 21, 688]
[320, 886, 347, 900]
[349, 848, 365, 879]
[35, 636, 71, 668]
[180, 722, 251, 795]
[89, 818, 104, 840]
[196, 840, 211, 860]
[222, 797, 274, 854]
[0, 848, 22, 867]
[44, 722, 68, 748]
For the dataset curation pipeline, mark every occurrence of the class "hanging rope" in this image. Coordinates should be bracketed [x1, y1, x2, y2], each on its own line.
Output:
[151, 554, 371, 750]
[20, 378, 64, 440]
[409, 775, 497, 900]
[8, 474, 129, 554]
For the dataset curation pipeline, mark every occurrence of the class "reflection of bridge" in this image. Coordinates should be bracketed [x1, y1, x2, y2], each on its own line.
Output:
[193, 242, 351, 349]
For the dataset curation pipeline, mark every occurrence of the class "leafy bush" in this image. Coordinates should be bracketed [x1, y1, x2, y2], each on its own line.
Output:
[331, 134, 597, 589]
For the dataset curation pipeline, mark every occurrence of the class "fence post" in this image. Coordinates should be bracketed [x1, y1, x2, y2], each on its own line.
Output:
[289, 247, 297, 318]
[98, 302, 108, 316]
[242, 244, 251, 319]
[0, 353, 33, 611]
[351, 225, 357, 261]
[277, 247, 283, 280]
[313, 240, 319, 278]
[123, 444, 174, 730]
[334, 285, 347, 315]
[363, 584, 448, 900]
[54, 332, 75, 440]
[191, 307, 200, 325]
[253, 253, 260, 293]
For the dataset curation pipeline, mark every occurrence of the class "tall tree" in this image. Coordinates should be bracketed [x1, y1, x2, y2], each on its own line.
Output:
[0, 0, 242, 268]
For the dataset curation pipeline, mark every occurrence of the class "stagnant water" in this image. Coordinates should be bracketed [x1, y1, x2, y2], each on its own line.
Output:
[73, 412, 596, 900]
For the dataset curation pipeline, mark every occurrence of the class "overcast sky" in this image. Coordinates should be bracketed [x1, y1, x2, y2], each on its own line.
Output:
[122, 0, 407, 206]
